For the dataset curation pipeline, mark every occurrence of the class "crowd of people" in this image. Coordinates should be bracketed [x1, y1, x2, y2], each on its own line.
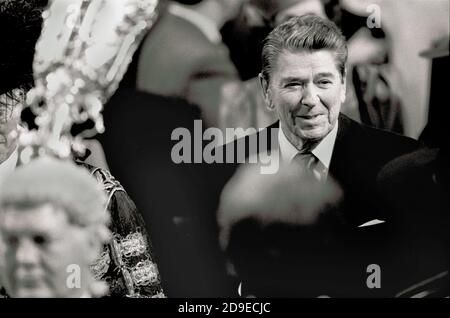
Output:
[0, 0, 448, 298]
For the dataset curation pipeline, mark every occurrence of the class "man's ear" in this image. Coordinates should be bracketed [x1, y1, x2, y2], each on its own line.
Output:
[259, 73, 274, 110]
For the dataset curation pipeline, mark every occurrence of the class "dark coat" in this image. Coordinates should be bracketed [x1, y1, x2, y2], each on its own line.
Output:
[220, 114, 423, 297]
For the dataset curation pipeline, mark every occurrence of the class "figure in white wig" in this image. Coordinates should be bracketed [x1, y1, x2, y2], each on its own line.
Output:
[0, 157, 110, 298]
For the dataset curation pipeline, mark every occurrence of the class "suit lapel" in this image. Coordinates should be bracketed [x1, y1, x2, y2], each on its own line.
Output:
[329, 115, 390, 225]
[329, 114, 354, 181]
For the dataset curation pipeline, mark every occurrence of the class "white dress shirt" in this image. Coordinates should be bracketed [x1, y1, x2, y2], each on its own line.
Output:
[278, 122, 339, 180]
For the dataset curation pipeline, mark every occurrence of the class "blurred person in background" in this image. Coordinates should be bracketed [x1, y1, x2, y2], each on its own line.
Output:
[136, 0, 246, 128]
[376, 145, 450, 297]
[340, 0, 449, 139]
[217, 163, 347, 297]
[0, 89, 23, 185]
[0, 0, 47, 182]
[0, 157, 110, 298]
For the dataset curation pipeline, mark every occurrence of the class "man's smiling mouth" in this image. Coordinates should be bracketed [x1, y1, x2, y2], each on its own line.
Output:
[296, 114, 322, 119]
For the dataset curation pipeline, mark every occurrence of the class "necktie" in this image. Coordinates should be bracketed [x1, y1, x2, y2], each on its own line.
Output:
[291, 152, 326, 182]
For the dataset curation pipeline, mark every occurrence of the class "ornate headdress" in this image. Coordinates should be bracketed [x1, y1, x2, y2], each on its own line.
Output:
[16, 0, 162, 163]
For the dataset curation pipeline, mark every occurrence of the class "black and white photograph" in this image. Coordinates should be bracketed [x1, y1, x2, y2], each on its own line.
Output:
[0, 0, 448, 308]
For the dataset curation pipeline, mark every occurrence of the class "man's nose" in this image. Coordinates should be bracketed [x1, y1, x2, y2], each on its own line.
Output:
[15, 239, 40, 267]
[300, 84, 319, 108]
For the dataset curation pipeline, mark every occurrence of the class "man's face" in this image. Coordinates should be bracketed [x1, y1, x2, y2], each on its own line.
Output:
[0, 203, 96, 298]
[0, 90, 23, 163]
[262, 50, 346, 149]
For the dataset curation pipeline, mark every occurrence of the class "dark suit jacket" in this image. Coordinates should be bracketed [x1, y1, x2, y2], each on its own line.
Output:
[220, 114, 420, 224]
[219, 114, 422, 297]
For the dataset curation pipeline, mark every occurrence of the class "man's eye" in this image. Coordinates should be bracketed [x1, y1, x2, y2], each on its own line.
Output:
[317, 80, 332, 86]
[285, 83, 302, 88]
[33, 235, 48, 246]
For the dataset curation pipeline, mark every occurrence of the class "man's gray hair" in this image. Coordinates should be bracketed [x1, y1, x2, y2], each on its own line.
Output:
[261, 15, 348, 82]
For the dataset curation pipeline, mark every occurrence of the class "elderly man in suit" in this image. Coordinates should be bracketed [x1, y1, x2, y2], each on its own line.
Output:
[222, 15, 420, 225]
[218, 15, 422, 297]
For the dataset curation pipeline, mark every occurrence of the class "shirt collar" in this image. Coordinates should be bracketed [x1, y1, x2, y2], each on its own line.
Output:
[278, 121, 338, 169]
[0, 147, 18, 184]
[168, 3, 222, 44]
[278, 124, 300, 164]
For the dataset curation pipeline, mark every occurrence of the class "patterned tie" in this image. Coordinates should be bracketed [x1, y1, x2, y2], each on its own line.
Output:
[291, 152, 326, 182]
